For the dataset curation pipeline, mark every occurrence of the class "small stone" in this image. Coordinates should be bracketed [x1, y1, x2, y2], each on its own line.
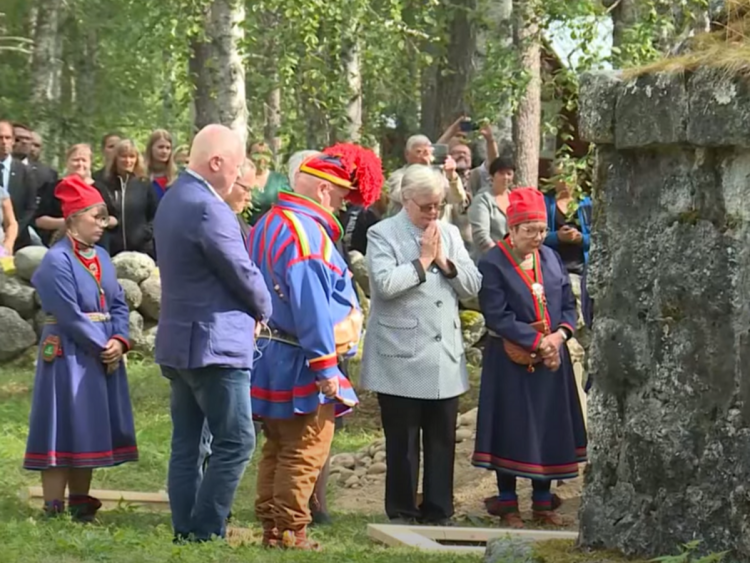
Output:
[373, 451, 386, 463]
[331, 454, 356, 469]
[459, 408, 478, 429]
[455, 428, 474, 443]
[345, 475, 360, 487]
[465, 347, 483, 367]
[329, 465, 342, 474]
[367, 462, 387, 475]
[337, 468, 355, 483]
[354, 467, 367, 477]
[360, 456, 372, 467]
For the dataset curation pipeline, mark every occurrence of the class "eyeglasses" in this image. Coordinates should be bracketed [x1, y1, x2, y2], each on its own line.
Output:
[517, 225, 548, 238]
[411, 200, 447, 213]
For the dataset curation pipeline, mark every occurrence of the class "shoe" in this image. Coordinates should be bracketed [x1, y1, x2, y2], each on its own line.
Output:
[310, 510, 333, 526]
[419, 518, 456, 527]
[279, 529, 321, 551]
[388, 516, 417, 525]
[43, 499, 65, 518]
[532, 510, 564, 526]
[261, 523, 279, 548]
[68, 495, 102, 523]
[500, 512, 525, 529]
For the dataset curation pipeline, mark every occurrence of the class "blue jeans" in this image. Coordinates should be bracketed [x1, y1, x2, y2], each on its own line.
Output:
[162, 365, 255, 541]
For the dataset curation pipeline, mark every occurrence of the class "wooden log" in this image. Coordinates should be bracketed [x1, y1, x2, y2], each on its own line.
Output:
[25, 487, 169, 510]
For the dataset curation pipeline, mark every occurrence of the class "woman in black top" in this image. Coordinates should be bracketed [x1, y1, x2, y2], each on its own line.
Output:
[94, 139, 159, 259]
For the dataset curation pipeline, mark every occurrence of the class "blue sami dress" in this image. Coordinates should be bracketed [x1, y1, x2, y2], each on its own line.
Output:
[24, 237, 138, 470]
[472, 241, 587, 480]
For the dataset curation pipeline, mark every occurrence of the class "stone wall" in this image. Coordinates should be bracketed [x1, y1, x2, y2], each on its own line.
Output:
[0, 249, 161, 360]
[578, 69, 750, 560]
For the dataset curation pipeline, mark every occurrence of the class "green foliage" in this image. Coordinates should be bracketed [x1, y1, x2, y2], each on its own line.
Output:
[650, 540, 729, 563]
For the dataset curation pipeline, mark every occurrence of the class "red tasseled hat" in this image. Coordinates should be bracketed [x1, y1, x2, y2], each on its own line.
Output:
[299, 143, 384, 207]
[55, 175, 106, 219]
[507, 187, 546, 227]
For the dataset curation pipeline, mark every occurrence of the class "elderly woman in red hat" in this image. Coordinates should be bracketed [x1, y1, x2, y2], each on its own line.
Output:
[23, 175, 137, 521]
[472, 187, 587, 528]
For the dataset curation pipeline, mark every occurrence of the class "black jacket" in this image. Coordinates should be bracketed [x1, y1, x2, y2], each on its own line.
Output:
[5, 159, 38, 250]
[95, 174, 159, 259]
[30, 162, 60, 246]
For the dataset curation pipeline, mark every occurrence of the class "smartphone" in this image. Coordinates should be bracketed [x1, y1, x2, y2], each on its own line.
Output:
[459, 119, 480, 133]
[432, 143, 449, 166]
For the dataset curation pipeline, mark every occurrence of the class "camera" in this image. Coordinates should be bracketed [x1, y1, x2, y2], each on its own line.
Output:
[459, 119, 481, 133]
[431, 143, 449, 166]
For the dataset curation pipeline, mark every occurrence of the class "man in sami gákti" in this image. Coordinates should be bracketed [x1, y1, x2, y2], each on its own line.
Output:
[249, 143, 383, 550]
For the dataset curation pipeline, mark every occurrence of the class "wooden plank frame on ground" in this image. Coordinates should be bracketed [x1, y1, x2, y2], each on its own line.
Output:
[367, 523, 578, 554]
[24, 487, 170, 511]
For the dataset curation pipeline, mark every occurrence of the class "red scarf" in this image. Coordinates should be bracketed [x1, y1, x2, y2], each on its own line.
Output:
[71, 237, 106, 310]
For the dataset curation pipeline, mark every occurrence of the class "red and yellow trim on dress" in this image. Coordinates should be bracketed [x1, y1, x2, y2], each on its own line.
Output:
[497, 237, 551, 350]
[471, 451, 584, 480]
[24, 445, 139, 469]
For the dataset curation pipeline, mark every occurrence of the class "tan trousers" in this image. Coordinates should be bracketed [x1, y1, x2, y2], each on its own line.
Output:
[255, 404, 335, 531]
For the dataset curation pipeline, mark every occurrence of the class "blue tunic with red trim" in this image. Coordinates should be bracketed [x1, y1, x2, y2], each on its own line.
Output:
[248, 191, 359, 419]
[24, 237, 138, 470]
[472, 241, 587, 480]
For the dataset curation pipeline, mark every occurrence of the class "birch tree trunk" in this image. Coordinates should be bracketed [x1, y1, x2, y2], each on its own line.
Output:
[189, 0, 247, 146]
[512, 0, 541, 187]
[343, 37, 362, 142]
[30, 0, 63, 151]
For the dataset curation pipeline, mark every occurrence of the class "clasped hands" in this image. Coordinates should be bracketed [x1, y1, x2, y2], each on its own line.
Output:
[538, 331, 565, 371]
[419, 222, 451, 273]
[101, 338, 126, 374]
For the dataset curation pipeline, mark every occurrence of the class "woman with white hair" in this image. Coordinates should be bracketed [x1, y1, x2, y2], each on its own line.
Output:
[360, 164, 481, 525]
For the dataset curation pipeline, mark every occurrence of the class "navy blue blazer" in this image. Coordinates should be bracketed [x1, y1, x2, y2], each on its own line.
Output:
[154, 171, 272, 370]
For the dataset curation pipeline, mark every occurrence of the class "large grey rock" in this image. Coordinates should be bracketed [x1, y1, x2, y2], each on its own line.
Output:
[484, 537, 539, 563]
[128, 311, 144, 345]
[615, 73, 688, 149]
[578, 70, 620, 144]
[112, 252, 155, 283]
[687, 68, 750, 148]
[460, 310, 485, 348]
[580, 80, 750, 559]
[139, 276, 161, 321]
[33, 308, 47, 339]
[119, 279, 143, 310]
[0, 276, 37, 319]
[14, 247, 47, 282]
[0, 306, 37, 360]
[133, 322, 157, 355]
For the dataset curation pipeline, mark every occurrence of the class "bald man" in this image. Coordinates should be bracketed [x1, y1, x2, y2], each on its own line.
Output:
[154, 124, 272, 543]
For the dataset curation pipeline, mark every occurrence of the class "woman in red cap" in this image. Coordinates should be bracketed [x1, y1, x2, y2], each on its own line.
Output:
[23, 174, 138, 520]
[472, 187, 587, 528]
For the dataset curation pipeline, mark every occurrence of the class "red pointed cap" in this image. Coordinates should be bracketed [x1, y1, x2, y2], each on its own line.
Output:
[54, 175, 105, 219]
[299, 143, 384, 207]
[507, 187, 546, 227]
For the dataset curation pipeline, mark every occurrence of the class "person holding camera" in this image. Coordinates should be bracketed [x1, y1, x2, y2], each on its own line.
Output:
[385, 135, 467, 222]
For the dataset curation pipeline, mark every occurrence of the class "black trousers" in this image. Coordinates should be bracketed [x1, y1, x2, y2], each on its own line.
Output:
[377, 393, 459, 522]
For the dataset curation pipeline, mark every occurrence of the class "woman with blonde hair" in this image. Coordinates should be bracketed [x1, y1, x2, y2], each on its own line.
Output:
[94, 139, 159, 259]
[144, 129, 178, 201]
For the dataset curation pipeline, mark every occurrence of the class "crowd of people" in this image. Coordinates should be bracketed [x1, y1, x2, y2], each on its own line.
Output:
[11, 114, 594, 550]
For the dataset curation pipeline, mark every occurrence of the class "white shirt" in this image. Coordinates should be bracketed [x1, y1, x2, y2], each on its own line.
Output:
[186, 169, 223, 202]
[0, 155, 11, 190]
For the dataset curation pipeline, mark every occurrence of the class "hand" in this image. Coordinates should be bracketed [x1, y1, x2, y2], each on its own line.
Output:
[318, 377, 339, 399]
[539, 332, 564, 359]
[419, 222, 439, 268]
[443, 155, 457, 180]
[558, 226, 577, 243]
[2, 242, 13, 257]
[571, 229, 583, 245]
[480, 121, 494, 140]
[254, 322, 263, 339]
[447, 115, 466, 136]
[101, 338, 125, 364]
[108, 216, 118, 228]
[543, 351, 561, 371]
[434, 226, 449, 272]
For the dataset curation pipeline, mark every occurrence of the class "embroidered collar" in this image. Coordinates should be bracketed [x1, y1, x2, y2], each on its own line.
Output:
[274, 190, 343, 242]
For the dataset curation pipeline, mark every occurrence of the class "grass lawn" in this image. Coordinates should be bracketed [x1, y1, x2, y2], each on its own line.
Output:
[0, 357, 480, 562]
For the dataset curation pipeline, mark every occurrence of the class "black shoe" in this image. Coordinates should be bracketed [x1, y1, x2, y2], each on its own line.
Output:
[310, 510, 333, 526]
[388, 516, 417, 525]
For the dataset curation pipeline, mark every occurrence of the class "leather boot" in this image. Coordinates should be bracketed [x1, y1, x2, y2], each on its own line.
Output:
[279, 528, 321, 551]
[68, 495, 102, 523]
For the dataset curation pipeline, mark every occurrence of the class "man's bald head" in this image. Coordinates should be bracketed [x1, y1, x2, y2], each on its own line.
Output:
[188, 124, 245, 196]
